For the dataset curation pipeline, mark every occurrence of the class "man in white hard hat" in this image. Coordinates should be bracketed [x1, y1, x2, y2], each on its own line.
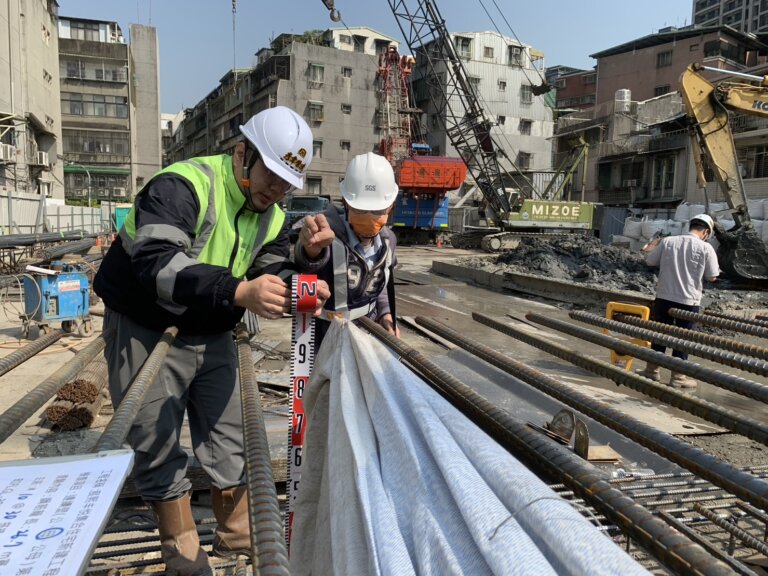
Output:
[94, 106, 330, 575]
[294, 152, 399, 347]
[638, 213, 719, 388]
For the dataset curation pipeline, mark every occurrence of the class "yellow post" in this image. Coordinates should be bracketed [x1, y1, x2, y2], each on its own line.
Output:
[604, 302, 651, 370]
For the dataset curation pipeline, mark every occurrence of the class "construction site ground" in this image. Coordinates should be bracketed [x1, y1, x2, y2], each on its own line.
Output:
[1, 243, 768, 572]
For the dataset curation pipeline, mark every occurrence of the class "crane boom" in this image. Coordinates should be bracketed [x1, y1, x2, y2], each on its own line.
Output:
[386, 0, 512, 219]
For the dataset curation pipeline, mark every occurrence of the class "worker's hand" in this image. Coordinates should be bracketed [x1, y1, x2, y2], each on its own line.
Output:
[234, 275, 291, 320]
[379, 313, 400, 338]
[300, 214, 335, 260]
[314, 279, 331, 316]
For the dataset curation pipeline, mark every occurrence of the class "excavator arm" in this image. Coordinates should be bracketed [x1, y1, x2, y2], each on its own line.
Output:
[679, 63, 768, 280]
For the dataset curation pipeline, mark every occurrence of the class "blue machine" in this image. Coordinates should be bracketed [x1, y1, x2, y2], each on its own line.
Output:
[23, 261, 92, 337]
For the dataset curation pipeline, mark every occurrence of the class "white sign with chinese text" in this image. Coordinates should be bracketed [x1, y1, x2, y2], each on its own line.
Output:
[0, 449, 133, 576]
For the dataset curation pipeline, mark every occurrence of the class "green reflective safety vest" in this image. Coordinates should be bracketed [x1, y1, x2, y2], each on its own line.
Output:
[119, 155, 286, 279]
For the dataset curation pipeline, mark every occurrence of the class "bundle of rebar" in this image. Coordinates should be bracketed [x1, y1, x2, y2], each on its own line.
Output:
[44, 355, 109, 431]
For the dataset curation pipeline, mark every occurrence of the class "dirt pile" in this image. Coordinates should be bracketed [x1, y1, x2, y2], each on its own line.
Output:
[456, 236, 768, 312]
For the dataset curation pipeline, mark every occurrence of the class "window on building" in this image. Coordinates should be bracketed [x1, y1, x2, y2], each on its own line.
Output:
[519, 119, 532, 135]
[520, 85, 533, 104]
[65, 60, 86, 79]
[340, 34, 352, 44]
[430, 114, 439, 128]
[517, 151, 532, 170]
[498, 80, 507, 91]
[583, 74, 596, 85]
[455, 36, 472, 59]
[498, 115, 506, 125]
[483, 46, 494, 59]
[656, 50, 673, 68]
[508, 46, 523, 66]
[353, 35, 366, 53]
[342, 66, 352, 78]
[652, 154, 676, 192]
[313, 140, 323, 158]
[341, 103, 352, 114]
[555, 78, 566, 89]
[307, 177, 322, 195]
[308, 64, 324, 87]
[469, 76, 481, 91]
[340, 140, 351, 151]
[308, 102, 324, 122]
[690, 43, 699, 51]
[69, 20, 100, 42]
[654, 85, 671, 96]
[752, 145, 768, 178]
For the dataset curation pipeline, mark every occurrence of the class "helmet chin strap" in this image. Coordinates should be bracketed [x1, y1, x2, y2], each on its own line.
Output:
[239, 146, 261, 211]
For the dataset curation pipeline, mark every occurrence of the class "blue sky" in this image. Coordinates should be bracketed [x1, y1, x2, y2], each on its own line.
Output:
[58, 0, 693, 113]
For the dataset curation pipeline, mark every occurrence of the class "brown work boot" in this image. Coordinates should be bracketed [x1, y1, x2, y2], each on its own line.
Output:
[150, 493, 212, 576]
[636, 362, 661, 381]
[211, 485, 252, 559]
[669, 372, 698, 389]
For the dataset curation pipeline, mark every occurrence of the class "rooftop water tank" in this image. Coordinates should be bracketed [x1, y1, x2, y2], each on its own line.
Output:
[615, 89, 632, 113]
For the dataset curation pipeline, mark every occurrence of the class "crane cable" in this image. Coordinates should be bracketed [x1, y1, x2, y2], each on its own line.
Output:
[483, 0, 550, 92]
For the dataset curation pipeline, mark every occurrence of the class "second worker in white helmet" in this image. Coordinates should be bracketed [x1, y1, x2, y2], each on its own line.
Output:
[296, 152, 400, 348]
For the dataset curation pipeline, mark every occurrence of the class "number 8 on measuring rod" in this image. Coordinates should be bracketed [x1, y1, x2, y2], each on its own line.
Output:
[286, 274, 316, 547]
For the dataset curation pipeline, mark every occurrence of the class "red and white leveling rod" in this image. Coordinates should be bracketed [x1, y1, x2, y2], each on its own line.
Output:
[286, 274, 317, 547]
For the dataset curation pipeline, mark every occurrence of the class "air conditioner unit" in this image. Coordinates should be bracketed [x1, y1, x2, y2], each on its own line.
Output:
[34, 151, 49, 166]
[113, 187, 126, 197]
[0, 144, 16, 163]
[623, 179, 638, 187]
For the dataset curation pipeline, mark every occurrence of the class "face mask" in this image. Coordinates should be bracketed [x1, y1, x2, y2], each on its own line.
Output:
[348, 211, 388, 238]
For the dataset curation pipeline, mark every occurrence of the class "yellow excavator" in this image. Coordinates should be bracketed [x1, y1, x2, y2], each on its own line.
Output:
[680, 63, 768, 280]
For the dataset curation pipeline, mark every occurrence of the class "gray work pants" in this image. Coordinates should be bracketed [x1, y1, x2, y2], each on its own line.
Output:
[103, 308, 245, 501]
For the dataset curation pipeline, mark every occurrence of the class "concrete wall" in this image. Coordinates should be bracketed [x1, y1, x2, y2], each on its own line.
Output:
[129, 24, 162, 192]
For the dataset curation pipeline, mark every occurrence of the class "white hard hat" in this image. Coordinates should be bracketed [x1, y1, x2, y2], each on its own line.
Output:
[239, 106, 313, 189]
[340, 152, 398, 211]
[690, 213, 714, 233]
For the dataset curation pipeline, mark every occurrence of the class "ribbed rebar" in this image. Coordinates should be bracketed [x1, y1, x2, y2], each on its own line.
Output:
[0, 329, 64, 377]
[235, 323, 290, 575]
[614, 313, 768, 361]
[694, 502, 768, 557]
[0, 333, 108, 444]
[33, 238, 96, 264]
[92, 327, 177, 452]
[568, 310, 768, 377]
[538, 312, 768, 405]
[360, 317, 734, 576]
[704, 310, 768, 329]
[669, 309, 768, 340]
[0, 230, 90, 249]
[472, 312, 768, 447]
[658, 511, 759, 576]
[416, 315, 768, 511]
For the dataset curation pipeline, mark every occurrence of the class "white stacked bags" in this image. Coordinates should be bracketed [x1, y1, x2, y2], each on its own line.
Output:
[612, 199, 768, 251]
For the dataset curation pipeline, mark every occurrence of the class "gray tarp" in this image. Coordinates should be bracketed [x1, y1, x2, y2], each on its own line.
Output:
[290, 321, 650, 576]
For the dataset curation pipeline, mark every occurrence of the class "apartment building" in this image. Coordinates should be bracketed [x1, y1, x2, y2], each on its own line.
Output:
[693, 0, 768, 33]
[58, 16, 161, 203]
[591, 25, 765, 106]
[410, 31, 554, 195]
[166, 27, 399, 199]
[0, 0, 62, 201]
[563, 25, 768, 208]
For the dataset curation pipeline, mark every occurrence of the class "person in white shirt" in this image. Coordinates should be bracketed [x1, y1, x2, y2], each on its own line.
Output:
[638, 214, 720, 388]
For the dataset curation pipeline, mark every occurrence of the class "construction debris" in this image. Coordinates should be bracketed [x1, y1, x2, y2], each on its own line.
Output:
[456, 236, 768, 312]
